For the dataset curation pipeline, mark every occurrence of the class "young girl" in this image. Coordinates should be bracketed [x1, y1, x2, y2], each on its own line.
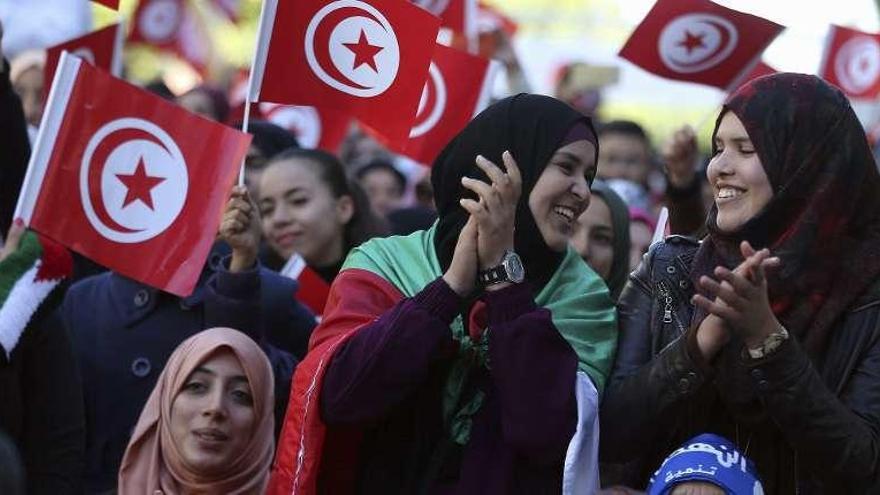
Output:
[257, 149, 386, 315]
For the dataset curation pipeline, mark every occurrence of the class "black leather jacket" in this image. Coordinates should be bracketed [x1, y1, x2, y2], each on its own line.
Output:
[600, 236, 880, 493]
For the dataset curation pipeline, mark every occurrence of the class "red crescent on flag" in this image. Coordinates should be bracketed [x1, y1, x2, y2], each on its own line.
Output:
[413, 72, 439, 127]
[312, 6, 388, 90]
[668, 20, 732, 69]
[86, 128, 173, 235]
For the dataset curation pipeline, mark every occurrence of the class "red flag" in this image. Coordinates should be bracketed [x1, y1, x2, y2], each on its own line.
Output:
[394, 44, 498, 165]
[477, 1, 517, 38]
[728, 60, 778, 93]
[279, 253, 330, 317]
[249, 0, 440, 144]
[618, 0, 784, 90]
[129, 0, 185, 49]
[92, 0, 120, 9]
[412, 0, 477, 38]
[260, 103, 352, 154]
[15, 53, 251, 296]
[819, 25, 880, 99]
[44, 23, 124, 101]
[129, 0, 212, 75]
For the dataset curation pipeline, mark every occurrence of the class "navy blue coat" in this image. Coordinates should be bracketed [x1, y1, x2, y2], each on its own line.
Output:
[61, 252, 316, 493]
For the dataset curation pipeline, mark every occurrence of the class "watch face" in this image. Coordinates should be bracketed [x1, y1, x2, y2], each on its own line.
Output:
[504, 252, 525, 283]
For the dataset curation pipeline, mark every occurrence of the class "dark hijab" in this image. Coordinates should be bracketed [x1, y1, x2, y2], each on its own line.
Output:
[432, 94, 597, 291]
[590, 180, 631, 300]
[691, 73, 880, 353]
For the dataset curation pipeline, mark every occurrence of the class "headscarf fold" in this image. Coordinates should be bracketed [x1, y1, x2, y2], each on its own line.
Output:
[118, 327, 275, 494]
[431, 93, 597, 291]
[590, 180, 631, 300]
[691, 73, 880, 353]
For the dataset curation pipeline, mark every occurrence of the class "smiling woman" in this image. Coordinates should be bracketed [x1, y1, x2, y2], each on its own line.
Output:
[118, 328, 275, 495]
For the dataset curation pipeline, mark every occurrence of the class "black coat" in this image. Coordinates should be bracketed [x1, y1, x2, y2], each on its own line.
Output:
[0, 287, 85, 495]
[0, 57, 30, 238]
[600, 237, 880, 493]
[62, 253, 316, 493]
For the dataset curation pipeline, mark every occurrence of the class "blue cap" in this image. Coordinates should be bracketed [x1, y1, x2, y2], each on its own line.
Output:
[647, 433, 764, 495]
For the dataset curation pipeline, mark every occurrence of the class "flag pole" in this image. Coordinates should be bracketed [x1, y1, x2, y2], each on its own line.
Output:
[238, 0, 276, 187]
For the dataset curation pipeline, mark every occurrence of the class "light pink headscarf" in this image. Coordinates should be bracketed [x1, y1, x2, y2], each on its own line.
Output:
[118, 328, 275, 494]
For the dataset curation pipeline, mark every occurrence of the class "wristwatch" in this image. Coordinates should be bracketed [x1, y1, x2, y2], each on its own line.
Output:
[478, 250, 525, 287]
[746, 325, 789, 359]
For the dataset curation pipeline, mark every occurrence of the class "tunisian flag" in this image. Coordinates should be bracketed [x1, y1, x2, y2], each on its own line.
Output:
[45, 23, 124, 100]
[15, 53, 251, 296]
[249, 0, 440, 144]
[259, 103, 352, 154]
[819, 25, 880, 99]
[618, 0, 784, 90]
[395, 44, 498, 165]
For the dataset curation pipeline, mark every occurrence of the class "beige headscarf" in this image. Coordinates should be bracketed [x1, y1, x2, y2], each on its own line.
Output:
[118, 328, 275, 495]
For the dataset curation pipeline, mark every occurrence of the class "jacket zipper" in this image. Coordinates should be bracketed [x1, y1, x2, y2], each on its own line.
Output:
[657, 280, 686, 334]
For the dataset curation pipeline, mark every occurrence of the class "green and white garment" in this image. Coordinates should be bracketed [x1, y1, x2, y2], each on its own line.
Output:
[0, 231, 70, 357]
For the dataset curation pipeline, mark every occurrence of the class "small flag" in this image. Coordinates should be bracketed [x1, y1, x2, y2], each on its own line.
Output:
[819, 25, 880, 99]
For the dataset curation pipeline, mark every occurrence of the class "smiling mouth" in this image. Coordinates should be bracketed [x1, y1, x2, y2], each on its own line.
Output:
[553, 205, 576, 223]
[716, 187, 745, 202]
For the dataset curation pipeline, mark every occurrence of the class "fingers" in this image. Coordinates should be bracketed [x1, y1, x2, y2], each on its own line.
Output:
[692, 294, 738, 321]
[460, 176, 498, 209]
[474, 155, 508, 189]
[698, 276, 744, 309]
[501, 150, 522, 192]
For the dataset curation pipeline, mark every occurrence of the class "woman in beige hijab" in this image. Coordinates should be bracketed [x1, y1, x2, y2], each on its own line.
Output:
[118, 328, 274, 494]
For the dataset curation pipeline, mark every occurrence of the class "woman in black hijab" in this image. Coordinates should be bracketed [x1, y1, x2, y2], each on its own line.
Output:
[269, 94, 617, 494]
[600, 73, 880, 493]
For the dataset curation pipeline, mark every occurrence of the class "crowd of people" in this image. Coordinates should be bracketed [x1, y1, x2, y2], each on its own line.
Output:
[3, 12, 880, 495]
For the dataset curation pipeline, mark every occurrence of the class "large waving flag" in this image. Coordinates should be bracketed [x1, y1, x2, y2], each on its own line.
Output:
[15, 53, 251, 296]
[819, 25, 880, 99]
[396, 44, 498, 165]
[249, 0, 440, 144]
[45, 23, 124, 99]
[619, 0, 784, 90]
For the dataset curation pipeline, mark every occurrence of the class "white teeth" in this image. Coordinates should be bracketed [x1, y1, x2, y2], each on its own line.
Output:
[554, 206, 574, 221]
[717, 187, 744, 199]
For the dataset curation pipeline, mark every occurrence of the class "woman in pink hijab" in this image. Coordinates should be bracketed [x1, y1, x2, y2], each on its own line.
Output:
[118, 327, 275, 494]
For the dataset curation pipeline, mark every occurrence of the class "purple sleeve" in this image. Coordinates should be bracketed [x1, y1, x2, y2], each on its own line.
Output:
[320, 277, 460, 424]
[485, 283, 578, 464]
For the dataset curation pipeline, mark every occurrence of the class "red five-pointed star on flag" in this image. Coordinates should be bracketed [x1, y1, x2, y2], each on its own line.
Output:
[344, 30, 384, 72]
[116, 157, 166, 210]
[678, 30, 706, 54]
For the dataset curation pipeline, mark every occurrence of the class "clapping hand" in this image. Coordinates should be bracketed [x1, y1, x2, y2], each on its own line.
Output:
[459, 151, 522, 281]
[693, 241, 782, 350]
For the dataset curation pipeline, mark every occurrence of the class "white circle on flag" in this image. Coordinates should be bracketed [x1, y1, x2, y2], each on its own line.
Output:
[265, 105, 323, 149]
[304, 0, 401, 98]
[834, 36, 880, 95]
[140, 0, 181, 43]
[658, 14, 739, 74]
[72, 48, 96, 65]
[80, 118, 189, 243]
[410, 63, 447, 138]
[413, 0, 450, 15]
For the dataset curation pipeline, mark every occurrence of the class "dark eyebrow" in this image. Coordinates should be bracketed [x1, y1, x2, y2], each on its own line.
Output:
[553, 151, 584, 164]
[191, 367, 249, 386]
[229, 375, 249, 386]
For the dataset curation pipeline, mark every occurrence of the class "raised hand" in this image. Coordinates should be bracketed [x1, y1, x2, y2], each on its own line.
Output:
[459, 151, 522, 272]
[442, 215, 479, 296]
[692, 241, 782, 349]
[219, 186, 262, 273]
[662, 125, 699, 188]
